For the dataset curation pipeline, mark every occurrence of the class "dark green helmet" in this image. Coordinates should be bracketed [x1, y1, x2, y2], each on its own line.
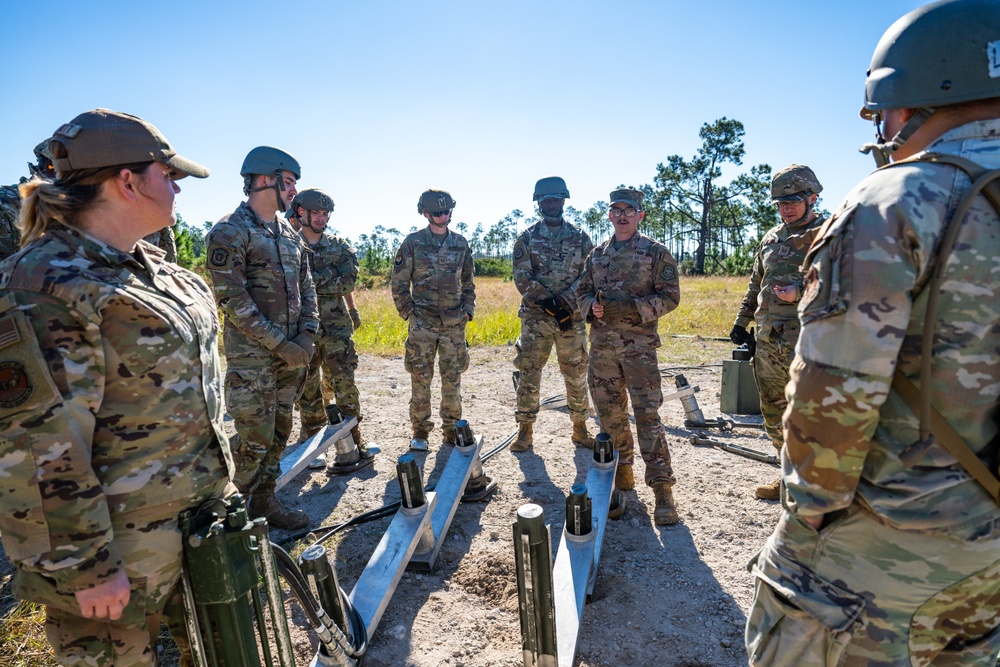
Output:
[33, 139, 52, 161]
[533, 176, 570, 201]
[29, 138, 54, 179]
[296, 188, 335, 212]
[862, 0, 1000, 117]
[771, 165, 822, 202]
[240, 146, 301, 178]
[417, 189, 456, 214]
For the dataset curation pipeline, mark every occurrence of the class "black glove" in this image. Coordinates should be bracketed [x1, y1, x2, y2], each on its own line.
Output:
[274, 339, 311, 368]
[729, 325, 753, 347]
[539, 297, 574, 332]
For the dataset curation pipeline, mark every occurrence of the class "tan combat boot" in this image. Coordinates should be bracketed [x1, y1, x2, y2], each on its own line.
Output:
[571, 421, 593, 449]
[442, 426, 458, 446]
[755, 477, 781, 500]
[350, 423, 366, 447]
[510, 423, 533, 452]
[652, 483, 679, 525]
[410, 429, 430, 452]
[249, 490, 309, 531]
[755, 477, 781, 501]
[615, 464, 634, 491]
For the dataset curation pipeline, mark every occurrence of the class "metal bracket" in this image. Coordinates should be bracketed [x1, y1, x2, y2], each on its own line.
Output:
[277, 417, 358, 490]
[348, 491, 437, 640]
[408, 434, 485, 571]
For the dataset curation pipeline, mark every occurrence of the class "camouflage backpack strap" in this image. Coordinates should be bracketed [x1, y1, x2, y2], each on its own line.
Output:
[886, 152, 1000, 500]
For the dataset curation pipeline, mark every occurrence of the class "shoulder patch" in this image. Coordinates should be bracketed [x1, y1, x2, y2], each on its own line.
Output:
[209, 246, 233, 271]
[513, 245, 525, 261]
[661, 265, 677, 282]
[0, 311, 60, 415]
[393, 250, 404, 272]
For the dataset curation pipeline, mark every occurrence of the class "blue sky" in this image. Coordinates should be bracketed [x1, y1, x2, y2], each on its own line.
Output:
[1, 0, 925, 242]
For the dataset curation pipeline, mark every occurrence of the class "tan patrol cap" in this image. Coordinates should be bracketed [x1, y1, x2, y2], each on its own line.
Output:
[50, 108, 209, 180]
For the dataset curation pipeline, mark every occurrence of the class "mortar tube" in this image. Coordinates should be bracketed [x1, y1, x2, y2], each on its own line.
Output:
[674, 374, 706, 425]
[514, 504, 558, 666]
[565, 484, 592, 537]
[593, 432, 614, 465]
[299, 544, 348, 636]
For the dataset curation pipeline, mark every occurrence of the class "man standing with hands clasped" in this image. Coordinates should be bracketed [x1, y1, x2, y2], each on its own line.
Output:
[510, 176, 594, 453]
[577, 188, 681, 525]
[391, 189, 476, 451]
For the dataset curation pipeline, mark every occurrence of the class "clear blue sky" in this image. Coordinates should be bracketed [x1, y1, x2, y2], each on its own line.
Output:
[1, 0, 925, 242]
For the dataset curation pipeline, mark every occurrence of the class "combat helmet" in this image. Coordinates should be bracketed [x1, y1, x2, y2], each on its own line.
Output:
[241, 145, 300, 209]
[770, 165, 822, 202]
[860, 0, 1000, 165]
[293, 188, 334, 232]
[533, 176, 570, 201]
[296, 188, 335, 212]
[417, 189, 456, 215]
[29, 138, 54, 179]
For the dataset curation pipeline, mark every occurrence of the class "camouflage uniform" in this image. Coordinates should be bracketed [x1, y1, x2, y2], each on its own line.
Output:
[577, 232, 680, 486]
[205, 202, 318, 491]
[746, 120, 1000, 664]
[142, 226, 177, 263]
[299, 231, 362, 433]
[512, 220, 593, 426]
[391, 227, 475, 436]
[0, 226, 233, 665]
[734, 216, 823, 449]
[0, 180, 23, 262]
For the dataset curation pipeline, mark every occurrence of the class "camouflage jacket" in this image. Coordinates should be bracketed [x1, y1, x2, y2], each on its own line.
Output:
[143, 226, 178, 263]
[734, 216, 825, 336]
[0, 227, 233, 593]
[391, 226, 476, 328]
[305, 230, 358, 341]
[784, 119, 1000, 533]
[512, 220, 593, 321]
[577, 232, 680, 350]
[0, 181, 22, 262]
[205, 202, 319, 360]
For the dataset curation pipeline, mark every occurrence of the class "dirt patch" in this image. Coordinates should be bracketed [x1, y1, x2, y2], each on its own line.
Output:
[270, 342, 781, 667]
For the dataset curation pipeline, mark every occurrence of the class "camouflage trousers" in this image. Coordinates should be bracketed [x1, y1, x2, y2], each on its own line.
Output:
[752, 324, 798, 450]
[299, 336, 361, 433]
[747, 506, 1000, 666]
[39, 504, 193, 666]
[514, 316, 590, 425]
[404, 319, 469, 434]
[588, 344, 675, 487]
[226, 357, 307, 491]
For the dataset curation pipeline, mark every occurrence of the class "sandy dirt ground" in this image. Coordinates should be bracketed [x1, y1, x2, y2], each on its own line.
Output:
[264, 342, 783, 667]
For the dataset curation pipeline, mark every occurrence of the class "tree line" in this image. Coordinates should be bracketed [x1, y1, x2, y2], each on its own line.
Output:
[175, 117, 797, 279]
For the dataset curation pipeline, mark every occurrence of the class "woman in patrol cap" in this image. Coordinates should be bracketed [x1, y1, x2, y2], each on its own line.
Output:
[0, 109, 233, 665]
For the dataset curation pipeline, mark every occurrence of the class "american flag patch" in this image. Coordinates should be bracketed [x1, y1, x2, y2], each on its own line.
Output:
[0, 317, 21, 350]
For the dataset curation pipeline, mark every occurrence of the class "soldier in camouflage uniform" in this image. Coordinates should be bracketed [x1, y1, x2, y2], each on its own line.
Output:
[510, 176, 594, 452]
[205, 146, 318, 531]
[730, 165, 825, 500]
[391, 189, 476, 451]
[0, 109, 232, 665]
[290, 188, 371, 457]
[142, 225, 178, 263]
[577, 188, 681, 525]
[746, 2, 1000, 664]
[0, 139, 54, 263]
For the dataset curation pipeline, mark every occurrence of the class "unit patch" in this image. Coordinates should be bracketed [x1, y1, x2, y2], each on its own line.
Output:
[0, 361, 32, 408]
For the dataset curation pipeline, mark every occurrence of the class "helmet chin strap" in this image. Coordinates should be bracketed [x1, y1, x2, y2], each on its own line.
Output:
[860, 108, 935, 167]
[249, 170, 289, 212]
